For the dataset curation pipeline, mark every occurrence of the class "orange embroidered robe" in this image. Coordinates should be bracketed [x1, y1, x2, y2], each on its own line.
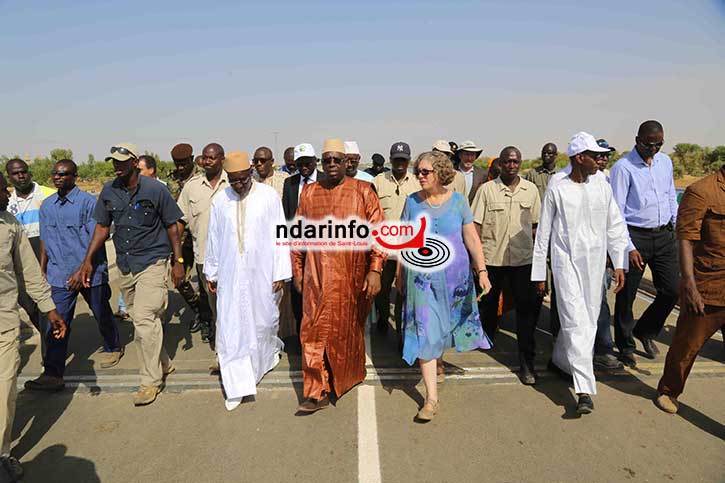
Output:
[291, 177, 386, 399]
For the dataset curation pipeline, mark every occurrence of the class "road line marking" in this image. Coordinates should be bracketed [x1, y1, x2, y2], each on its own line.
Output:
[357, 384, 382, 483]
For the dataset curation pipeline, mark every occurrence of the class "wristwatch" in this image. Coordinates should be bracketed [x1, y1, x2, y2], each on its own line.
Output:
[176, 257, 185, 264]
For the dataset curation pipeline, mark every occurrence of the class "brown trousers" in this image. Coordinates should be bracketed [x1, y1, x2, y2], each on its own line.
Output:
[657, 305, 725, 398]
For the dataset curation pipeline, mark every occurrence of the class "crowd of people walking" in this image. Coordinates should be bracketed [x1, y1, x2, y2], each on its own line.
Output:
[0, 119, 722, 480]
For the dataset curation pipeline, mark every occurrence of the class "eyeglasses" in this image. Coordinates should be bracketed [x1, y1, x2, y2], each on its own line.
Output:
[638, 141, 664, 149]
[110, 146, 137, 158]
[321, 156, 345, 165]
[414, 168, 435, 177]
[251, 158, 270, 165]
[51, 171, 74, 177]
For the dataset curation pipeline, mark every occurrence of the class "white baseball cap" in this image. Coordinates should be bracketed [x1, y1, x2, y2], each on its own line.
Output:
[567, 131, 612, 157]
[344, 141, 360, 155]
[294, 143, 316, 161]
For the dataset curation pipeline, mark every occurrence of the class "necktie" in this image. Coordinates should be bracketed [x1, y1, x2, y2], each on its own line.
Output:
[303, 177, 310, 185]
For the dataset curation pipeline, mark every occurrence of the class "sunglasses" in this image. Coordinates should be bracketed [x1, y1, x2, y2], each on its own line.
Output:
[110, 146, 138, 158]
[251, 158, 271, 165]
[321, 156, 345, 165]
[51, 171, 74, 177]
[414, 168, 435, 177]
[228, 176, 252, 187]
[583, 152, 607, 160]
[638, 141, 664, 149]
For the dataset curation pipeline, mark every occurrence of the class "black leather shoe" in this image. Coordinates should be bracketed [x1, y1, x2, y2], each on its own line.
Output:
[189, 317, 202, 333]
[518, 355, 536, 385]
[593, 353, 624, 371]
[637, 337, 657, 359]
[619, 352, 637, 368]
[576, 394, 594, 414]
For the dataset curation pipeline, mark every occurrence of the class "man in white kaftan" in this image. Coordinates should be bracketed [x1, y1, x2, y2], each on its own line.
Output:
[204, 152, 292, 410]
[532, 132, 629, 414]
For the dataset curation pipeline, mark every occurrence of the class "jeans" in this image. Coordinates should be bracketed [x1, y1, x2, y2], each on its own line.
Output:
[44, 284, 121, 377]
[594, 270, 614, 356]
[614, 226, 679, 354]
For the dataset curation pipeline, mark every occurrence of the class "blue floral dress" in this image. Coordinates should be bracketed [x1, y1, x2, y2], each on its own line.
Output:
[401, 191, 491, 365]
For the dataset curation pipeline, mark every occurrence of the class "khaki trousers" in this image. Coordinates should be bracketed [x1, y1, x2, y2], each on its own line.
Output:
[0, 328, 19, 455]
[119, 260, 171, 387]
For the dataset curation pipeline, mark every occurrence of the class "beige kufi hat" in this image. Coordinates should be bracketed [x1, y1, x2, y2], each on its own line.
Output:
[223, 151, 251, 172]
[322, 138, 345, 154]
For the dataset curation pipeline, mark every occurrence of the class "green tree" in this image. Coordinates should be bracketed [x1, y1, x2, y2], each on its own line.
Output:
[50, 148, 73, 162]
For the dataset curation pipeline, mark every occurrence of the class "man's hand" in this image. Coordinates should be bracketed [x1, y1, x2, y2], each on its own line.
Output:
[66, 266, 85, 291]
[362, 271, 382, 299]
[47, 310, 67, 339]
[207, 280, 217, 295]
[629, 249, 645, 271]
[293, 277, 302, 294]
[272, 281, 284, 293]
[478, 271, 492, 296]
[681, 279, 705, 316]
[171, 262, 185, 287]
[612, 268, 626, 294]
[535, 281, 547, 298]
[75, 260, 94, 289]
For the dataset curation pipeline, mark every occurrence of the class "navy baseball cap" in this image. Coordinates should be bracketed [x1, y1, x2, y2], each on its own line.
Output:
[390, 142, 411, 160]
[596, 138, 616, 152]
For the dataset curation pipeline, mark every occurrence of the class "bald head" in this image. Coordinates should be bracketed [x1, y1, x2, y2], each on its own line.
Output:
[500, 146, 522, 160]
[638, 120, 664, 137]
[203, 143, 224, 158]
[253, 146, 275, 179]
[254, 146, 273, 159]
[541, 143, 558, 169]
[283, 146, 296, 172]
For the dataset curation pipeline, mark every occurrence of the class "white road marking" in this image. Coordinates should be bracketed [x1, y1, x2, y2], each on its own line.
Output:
[357, 384, 382, 483]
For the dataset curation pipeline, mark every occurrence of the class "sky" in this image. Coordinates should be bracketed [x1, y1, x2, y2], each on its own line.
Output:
[1, 0, 723, 164]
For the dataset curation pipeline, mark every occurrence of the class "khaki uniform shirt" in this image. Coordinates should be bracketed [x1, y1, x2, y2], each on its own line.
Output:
[254, 170, 289, 199]
[676, 167, 725, 306]
[373, 171, 421, 220]
[177, 173, 229, 265]
[0, 211, 55, 332]
[446, 171, 467, 198]
[471, 177, 541, 267]
[523, 165, 556, 205]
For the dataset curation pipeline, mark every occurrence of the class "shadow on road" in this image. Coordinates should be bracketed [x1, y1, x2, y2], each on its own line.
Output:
[21, 444, 100, 483]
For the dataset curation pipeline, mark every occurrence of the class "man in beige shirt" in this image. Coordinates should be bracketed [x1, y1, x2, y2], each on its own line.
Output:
[0, 173, 66, 480]
[177, 143, 229, 345]
[373, 142, 421, 337]
[471, 146, 542, 385]
[252, 146, 288, 198]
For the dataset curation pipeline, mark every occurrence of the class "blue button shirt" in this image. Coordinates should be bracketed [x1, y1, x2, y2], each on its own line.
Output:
[39, 187, 108, 288]
[609, 147, 678, 228]
[94, 175, 183, 274]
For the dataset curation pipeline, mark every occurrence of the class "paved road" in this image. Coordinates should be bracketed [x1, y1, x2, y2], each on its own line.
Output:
[13, 265, 725, 483]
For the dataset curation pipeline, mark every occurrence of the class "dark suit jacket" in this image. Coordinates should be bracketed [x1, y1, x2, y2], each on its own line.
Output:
[282, 170, 326, 220]
[468, 166, 488, 204]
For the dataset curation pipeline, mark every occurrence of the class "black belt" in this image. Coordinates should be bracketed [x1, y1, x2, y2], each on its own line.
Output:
[628, 223, 672, 233]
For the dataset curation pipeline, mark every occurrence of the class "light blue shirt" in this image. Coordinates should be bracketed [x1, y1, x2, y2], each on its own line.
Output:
[39, 187, 108, 288]
[609, 148, 678, 228]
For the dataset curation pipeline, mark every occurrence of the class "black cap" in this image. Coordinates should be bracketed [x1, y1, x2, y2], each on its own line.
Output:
[372, 153, 385, 164]
[390, 142, 411, 160]
[596, 138, 616, 152]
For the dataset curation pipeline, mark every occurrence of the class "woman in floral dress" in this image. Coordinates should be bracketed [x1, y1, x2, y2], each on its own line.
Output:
[398, 151, 492, 422]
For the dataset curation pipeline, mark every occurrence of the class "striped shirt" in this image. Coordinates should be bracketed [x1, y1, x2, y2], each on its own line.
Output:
[8, 182, 55, 239]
